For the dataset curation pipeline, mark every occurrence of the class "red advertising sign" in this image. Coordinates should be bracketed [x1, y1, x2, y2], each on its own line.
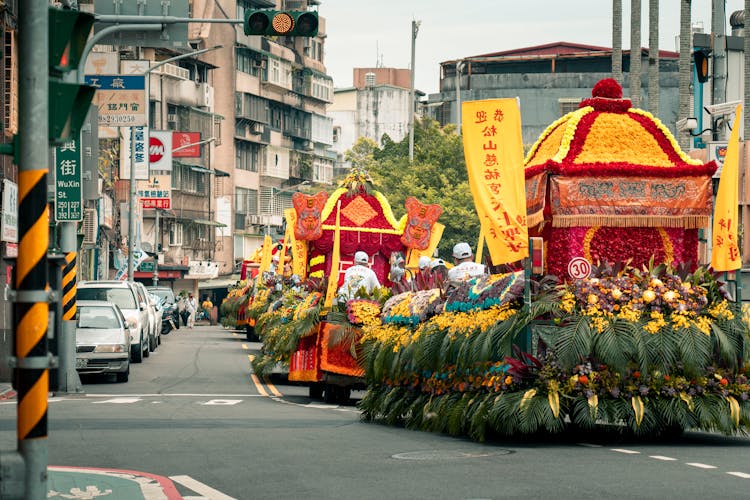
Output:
[172, 131, 201, 158]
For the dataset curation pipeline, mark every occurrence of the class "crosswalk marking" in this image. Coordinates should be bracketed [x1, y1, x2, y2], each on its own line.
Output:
[169, 475, 236, 500]
[611, 449, 640, 454]
[687, 463, 717, 469]
[727, 472, 750, 479]
[649, 455, 678, 461]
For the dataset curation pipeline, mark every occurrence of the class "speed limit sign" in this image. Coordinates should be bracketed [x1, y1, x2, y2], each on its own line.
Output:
[568, 257, 591, 280]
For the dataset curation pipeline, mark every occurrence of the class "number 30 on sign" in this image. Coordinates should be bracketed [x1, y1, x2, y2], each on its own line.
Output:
[567, 257, 591, 280]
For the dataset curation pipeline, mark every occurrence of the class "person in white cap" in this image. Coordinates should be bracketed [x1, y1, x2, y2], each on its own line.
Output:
[418, 255, 432, 271]
[337, 251, 381, 300]
[447, 242, 485, 281]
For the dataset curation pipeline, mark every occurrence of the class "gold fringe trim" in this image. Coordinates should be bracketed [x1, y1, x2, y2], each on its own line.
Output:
[527, 210, 545, 228]
[551, 215, 709, 229]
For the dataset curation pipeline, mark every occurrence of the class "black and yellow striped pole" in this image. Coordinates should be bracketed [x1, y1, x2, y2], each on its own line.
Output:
[13, 1, 51, 497]
[61, 252, 76, 322]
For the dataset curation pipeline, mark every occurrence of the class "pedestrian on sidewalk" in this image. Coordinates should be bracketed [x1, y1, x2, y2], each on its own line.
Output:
[187, 293, 197, 328]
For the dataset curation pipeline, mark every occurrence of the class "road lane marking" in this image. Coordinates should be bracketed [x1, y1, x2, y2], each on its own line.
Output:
[202, 399, 243, 405]
[169, 475, 236, 500]
[649, 456, 678, 461]
[611, 449, 640, 454]
[727, 472, 750, 479]
[686, 463, 717, 469]
[93, 397, 142, 404]
[249, 372, 268, 396]
[264, 378, 282, 397]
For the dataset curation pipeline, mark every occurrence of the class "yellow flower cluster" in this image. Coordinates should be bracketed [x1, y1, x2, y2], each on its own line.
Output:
[560, 292, 576, 313]
[552, 107, 592, 163]
[617, 305, 641, 323]
[351, 301, 382, 326]
[708, 300, 735, 321]
[360, 324, 414, 352]
[427, 305, 517, 339]
[629, 108, 704, 166]
[643, 311, 666, 334]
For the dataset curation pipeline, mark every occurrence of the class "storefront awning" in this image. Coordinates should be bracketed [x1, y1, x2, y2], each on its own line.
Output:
[214, 168, 230, 177]
[199, 274, 241, 290]
[194, 219, 226, 227]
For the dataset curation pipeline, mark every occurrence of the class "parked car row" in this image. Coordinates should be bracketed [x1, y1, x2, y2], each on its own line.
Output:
[75, 280, 175, 383]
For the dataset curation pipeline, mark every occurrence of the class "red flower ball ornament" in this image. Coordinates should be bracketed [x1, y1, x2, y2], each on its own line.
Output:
[580, 78, 632, 113]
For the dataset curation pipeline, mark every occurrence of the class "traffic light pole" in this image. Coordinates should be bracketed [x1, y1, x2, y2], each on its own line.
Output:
[13, 1, 51, 498]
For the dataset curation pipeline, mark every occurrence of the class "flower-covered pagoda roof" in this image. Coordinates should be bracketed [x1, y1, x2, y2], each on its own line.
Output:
[523, 79, 717, 178]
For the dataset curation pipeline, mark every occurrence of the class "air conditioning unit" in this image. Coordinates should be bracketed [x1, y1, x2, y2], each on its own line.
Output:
[249, 122, 264, 135]
[167, 113, 177, 124]
[81, 208, 98, 245]
[198, 82, 213, 108]
[253, 58, 266, 69]
[245, 214, 262, 226]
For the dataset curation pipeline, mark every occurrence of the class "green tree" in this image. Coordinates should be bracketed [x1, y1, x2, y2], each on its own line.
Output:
[347, 117, 481, 258]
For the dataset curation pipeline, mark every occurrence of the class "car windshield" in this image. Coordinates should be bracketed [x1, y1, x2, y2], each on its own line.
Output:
[78, 288, 137, 309]
[76, 306, 121, 329]
[149, 289, 175, 304]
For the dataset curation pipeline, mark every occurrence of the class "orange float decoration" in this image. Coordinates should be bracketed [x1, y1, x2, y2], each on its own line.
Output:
[523, 78, 716, 279]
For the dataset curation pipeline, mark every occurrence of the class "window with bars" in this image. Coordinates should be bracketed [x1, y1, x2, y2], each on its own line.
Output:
[559, 98, 582, 117]
[235, 139, 264, 172]
[169, 222, 183, 246]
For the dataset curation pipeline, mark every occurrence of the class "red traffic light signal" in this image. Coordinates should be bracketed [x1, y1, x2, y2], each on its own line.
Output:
[244, 10, 319, 37]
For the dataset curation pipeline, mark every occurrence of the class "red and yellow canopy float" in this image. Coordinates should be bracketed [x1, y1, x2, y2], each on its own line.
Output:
[524, 78, 717, 278]
[288, 169, 443, 286]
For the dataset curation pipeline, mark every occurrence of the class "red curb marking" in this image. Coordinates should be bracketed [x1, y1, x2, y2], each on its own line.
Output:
[0, 390, 17, 401]
[49, 465, 183, 499]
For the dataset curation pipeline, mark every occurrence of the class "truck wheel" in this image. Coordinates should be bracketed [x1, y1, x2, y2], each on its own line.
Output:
[309, 383, 323, 399]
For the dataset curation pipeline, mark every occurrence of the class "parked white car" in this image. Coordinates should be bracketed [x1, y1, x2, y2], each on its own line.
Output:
[77, 281, 150, 362]
[133, 281, 160, 351]
[75, 301, 131, 383]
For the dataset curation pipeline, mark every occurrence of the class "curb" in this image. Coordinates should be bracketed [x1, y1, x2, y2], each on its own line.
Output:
[0, 384, 16, 401]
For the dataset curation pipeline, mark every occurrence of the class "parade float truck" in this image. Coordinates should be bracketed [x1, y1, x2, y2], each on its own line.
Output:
[238, 79, 750, 439]
[245, 169, 443, 403]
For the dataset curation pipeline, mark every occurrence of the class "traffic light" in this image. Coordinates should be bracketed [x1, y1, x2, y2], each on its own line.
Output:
[244, 10, 319, 37]
[48, 7, 97, 144]
[693, 49, 711, 84]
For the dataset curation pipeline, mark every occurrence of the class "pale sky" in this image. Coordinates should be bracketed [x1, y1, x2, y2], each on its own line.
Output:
[321, 0, 745, 95]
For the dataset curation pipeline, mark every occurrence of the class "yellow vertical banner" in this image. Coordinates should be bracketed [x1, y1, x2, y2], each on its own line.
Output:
[258, 235, 273, 276]
[475, 225, 485, 264]
[323, 201, 342, 309]
[711, 104, 742, 271]
[285, 208, 308, 278]
[462, 99, 529, 265]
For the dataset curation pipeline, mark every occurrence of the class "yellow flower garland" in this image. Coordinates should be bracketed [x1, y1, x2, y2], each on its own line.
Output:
[552, 107, 593, 163]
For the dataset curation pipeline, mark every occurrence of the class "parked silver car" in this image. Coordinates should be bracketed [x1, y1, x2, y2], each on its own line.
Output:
[75, 301, 131, 383]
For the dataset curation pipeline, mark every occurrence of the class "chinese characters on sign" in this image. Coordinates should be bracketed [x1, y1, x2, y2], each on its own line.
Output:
[84, 75, 146, 127]
[55, 139, 83, 222]
[137, 175, 171, 210]
[1, 179, 18, 242]
[120, 126, 149, 181]
[462, 99, 528, 265]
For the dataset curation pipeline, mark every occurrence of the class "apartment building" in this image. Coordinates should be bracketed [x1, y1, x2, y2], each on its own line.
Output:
[203, 0, 334, 279]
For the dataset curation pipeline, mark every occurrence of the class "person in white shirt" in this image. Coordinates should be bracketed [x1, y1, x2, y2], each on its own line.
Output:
[186, 293, 197, 328]
[447, 242, 486, 281]
[337, 251, 381, 300]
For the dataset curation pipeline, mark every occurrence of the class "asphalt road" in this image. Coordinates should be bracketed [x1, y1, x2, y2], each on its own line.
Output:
[2, 324, 750, 499]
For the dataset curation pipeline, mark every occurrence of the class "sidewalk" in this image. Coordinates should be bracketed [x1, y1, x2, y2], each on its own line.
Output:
[1, 386, 192, 499]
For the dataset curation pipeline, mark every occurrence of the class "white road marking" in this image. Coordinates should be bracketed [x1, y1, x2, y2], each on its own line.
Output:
[93, 397, 142, 404]
[169, 475, 236, 500]
[649, 455, 678, 461]
[202, 399, 242, 406]
[727, 472, 750, 479]
[611, 449, 640, 454]
[686, 463, 717, 469]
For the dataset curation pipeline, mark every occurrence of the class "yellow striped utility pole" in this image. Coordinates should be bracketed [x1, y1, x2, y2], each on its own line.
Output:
[62, 253, 76, 321]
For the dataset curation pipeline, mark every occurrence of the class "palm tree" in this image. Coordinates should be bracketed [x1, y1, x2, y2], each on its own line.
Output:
[630, 0, 642, 108]
[613, 0, 623, 83]
[647, 0, 659, 115]
[678, 0, 692, 150]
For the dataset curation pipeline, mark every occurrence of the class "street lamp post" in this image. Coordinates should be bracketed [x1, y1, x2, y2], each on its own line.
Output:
[127, 45, 223, 283]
